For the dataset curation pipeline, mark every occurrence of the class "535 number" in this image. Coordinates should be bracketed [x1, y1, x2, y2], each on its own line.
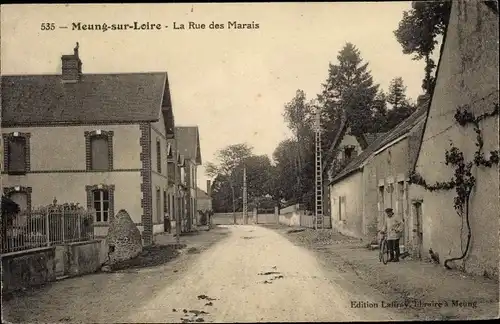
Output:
[40, 23, 56, 31]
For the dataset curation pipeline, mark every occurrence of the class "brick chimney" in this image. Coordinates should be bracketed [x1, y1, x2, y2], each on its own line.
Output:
[206, 180, 212, 197]
[61, 42, 82, 82]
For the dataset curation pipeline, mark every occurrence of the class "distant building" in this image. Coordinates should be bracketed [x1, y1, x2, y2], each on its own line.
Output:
[197, 180, 213, 213]
[174, 126, 202, 232]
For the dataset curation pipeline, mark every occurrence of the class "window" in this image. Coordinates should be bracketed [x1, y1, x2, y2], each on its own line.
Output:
[3, 133, 30, 175]
[156, 139, 162, 173]
[93, 189, 110, 222]
[156, 188, 162, 223]
[167, 162, 175, 183]
[9, 192, 28, 212]
[167, 143, 173, 160]
[344, 146, 355, 160]
[85, 130, 113, 171]
[181, 167, 186, 184]
[338, 196, 345, 220]
[164, 190, 168, 213]
[91, 137, 110, 170]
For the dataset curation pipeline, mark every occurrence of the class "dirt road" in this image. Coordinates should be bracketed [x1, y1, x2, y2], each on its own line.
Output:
[3, 225, 407, 323]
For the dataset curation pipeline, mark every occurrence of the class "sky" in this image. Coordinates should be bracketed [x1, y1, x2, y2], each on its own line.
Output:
[1, 3, 432, 192]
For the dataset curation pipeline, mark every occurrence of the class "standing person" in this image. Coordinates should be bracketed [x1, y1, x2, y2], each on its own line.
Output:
[381, 208, 403, 262]
[164, 212, 171, 234]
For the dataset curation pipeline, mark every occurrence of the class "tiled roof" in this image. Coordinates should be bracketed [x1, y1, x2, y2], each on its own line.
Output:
[1, 72, 168, 126]
[330, 103, 429, 185]
[175, 126, 202, 165]
[363, 132, 386, 146]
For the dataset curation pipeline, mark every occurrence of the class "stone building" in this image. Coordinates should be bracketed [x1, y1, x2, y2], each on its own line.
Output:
[1, 43, 177, 246]
[409, 0, 499, 276]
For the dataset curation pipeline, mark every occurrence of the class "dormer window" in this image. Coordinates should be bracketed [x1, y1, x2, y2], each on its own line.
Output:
[344, 145, 356, 160]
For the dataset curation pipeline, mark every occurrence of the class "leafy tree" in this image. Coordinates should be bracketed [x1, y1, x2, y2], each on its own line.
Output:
[211, 174, 237, 213]
[205, 143, 253, 216]
[272, 139, 300, 205]
[282, 90, 315, 200]
[394, 1, 451, 94]
[242, 155, 274, 206]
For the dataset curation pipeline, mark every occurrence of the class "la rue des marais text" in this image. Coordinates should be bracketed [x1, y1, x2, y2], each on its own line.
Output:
[350, 300, 478, 309]
[67, 21, 259, 32]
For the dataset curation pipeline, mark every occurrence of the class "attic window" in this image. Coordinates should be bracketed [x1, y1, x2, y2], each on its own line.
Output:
[344, 145, 356, 160]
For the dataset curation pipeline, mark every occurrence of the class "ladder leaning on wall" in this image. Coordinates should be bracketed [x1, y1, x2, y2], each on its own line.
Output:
[314, 105, 324, 230]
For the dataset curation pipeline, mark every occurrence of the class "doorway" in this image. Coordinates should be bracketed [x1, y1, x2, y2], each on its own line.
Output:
[412, 200, 423, 259]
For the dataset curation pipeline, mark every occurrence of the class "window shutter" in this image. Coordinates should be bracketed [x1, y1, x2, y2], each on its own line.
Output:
[91, 137, 109, 170]
[8, 138, 26, 172]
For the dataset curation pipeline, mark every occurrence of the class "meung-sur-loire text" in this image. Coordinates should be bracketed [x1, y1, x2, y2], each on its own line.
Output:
[173, 21, 260, 30]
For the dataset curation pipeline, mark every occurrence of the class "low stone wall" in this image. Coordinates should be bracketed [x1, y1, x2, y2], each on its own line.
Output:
[301, 215, 333, 229]
[66, 240, 102, 277]
[279, 204, 302, 226]
[255, 213, 278, 224]
[1, 246, 57, 293]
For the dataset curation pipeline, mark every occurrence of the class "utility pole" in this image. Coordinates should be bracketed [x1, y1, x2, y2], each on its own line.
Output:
[314, 103, 324, 230]
[173, 147, 181, 244]
[243, 165, 248, 225]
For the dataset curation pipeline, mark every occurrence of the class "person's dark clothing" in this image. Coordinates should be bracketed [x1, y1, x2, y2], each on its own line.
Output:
[388, 238, 400, 262]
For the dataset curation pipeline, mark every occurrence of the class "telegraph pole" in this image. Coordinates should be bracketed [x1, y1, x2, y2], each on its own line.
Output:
[314, 103, 324, 230]
[243, 165, 248, 225]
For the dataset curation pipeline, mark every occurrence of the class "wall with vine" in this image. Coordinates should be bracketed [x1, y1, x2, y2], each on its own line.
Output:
[406, 0, 499, 278]
[409, 103, 499, 274]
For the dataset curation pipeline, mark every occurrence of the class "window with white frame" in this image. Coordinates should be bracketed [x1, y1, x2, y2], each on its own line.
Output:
[93, 189, 110, 222]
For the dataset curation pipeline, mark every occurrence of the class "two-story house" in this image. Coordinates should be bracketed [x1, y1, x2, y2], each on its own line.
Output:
[1, 43, 177, 246]
[174, 126, 202, 232]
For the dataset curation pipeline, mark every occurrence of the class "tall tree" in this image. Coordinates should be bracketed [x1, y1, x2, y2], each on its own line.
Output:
[282, 90, 315, 202]
[318, 42, 379, 175]
[386, 77, 416, 129]
[272, 139, 301, 205]
[319, 43, 379, 140]
[205, 143, 253, 218]
[394, 1, 451, 95]
[240, 154, 274, 208]
[387, 77, 408, 110]
[370, 90, 389, 133]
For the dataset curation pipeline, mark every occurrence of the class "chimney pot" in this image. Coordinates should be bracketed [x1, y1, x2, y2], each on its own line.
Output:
[61, 42, 82, 82]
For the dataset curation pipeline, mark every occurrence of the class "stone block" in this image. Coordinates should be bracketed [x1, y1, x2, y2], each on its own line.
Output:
[106, 209, 143, 264]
